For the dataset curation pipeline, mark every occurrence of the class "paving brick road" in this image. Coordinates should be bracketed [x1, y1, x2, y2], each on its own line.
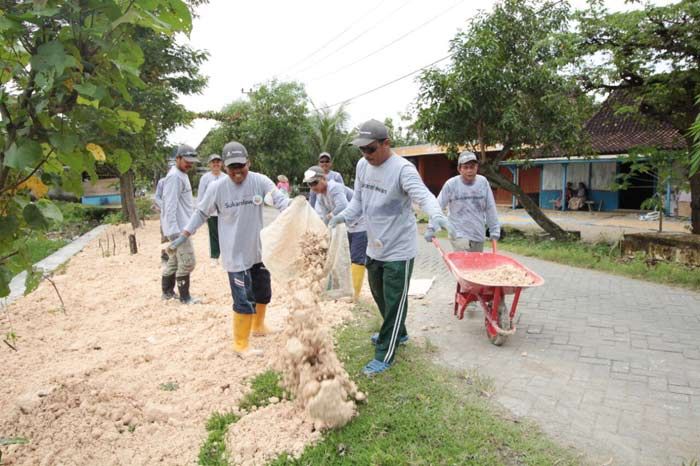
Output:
[407, 236, 700, 466]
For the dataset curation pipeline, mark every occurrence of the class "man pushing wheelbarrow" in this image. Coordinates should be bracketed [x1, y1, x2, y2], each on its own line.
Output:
[426, 150, 544, 345]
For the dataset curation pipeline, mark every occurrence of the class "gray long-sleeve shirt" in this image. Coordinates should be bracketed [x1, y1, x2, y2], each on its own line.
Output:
[196, 171, 225, 217]
[161, 166, 194, 237]
[314, 181, 366, 233]
[309, 170, 344, 208]
[184, 172, 290, 273]
[340, 154, 444, 262]
[429, 174, 501, 241]
[153, 177, 165, 211]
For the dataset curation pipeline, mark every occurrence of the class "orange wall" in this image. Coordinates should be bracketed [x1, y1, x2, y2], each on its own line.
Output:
[418, 155, 457, 195]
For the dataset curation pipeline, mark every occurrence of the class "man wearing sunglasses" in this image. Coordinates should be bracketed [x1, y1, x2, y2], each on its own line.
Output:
[329, 119, 454, 375]
[424, 151, 501, 252]
[169, 141, 290, 357]
[161, 144, 199, 304]
[309, 152, 345, 208]
[303, 165, 367, 302]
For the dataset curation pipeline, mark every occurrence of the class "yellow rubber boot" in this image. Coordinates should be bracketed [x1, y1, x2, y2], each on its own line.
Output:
[232, 313, 262, 357]
[252, 303, 273, 336]
[351, 264, 366, 302]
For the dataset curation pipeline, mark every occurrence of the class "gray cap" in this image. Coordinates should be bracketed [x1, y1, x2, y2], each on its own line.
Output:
[208, 154, 222, 162]
[222, 141, 248, 166]
[318, 152, 332, 161]
[303, 166, 325, 183]
[458, 151, 478, 165]
[174, 144, 199, 163]
[351, 119, 389, 146]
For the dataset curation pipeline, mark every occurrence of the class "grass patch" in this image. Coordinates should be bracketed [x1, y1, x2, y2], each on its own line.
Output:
[238, 370, 286, 411]
[199, 411, 239, 466]
[198, 370, 285, 465]
[499, 229, 700, 291]
[25, 235, 68, 264]
[271, 306, 581, 465]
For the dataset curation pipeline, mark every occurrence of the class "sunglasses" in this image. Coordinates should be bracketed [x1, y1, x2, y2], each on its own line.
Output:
[319, 159, 331, 164]
[307, 180, 320, 187]
[359, 139, 386, 154]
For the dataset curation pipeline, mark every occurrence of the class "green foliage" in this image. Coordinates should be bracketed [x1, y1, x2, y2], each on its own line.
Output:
[574, 0, 700, 232]
[308, 105, 360, 184]
[614, 148, 689, 232]
[415, 0, 590, 159]
[198, 80, 313, 183]
[0, 0, 194, 300]
[238, 370, 285, 411]
[270, 309, 580, 465]
[198, 411, 239, 466]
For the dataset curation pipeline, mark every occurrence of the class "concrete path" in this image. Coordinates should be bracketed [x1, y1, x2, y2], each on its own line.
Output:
[407, 236, 700, 466]
[1, 225, 108, 310]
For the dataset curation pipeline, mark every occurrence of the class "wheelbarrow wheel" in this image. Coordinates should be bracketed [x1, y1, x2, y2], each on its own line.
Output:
[488, 300, 510, 346]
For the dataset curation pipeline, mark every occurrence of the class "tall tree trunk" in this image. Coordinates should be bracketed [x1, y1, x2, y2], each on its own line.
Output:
[691, 170, 700, 234]
[119, 169, 140, 229]
[480, 164, 572, 240]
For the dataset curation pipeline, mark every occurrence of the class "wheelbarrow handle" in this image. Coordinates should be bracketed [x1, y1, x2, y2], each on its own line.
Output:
[491, 239, 497, 254]
[432, 237, 447, 257]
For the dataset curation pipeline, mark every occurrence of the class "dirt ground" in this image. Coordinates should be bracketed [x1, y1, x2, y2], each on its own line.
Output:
[497, 208, 690, 242]
[0, 221, 355, 465]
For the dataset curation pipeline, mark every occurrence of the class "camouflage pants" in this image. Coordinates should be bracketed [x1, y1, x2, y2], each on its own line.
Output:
[162, 237, 196, 277]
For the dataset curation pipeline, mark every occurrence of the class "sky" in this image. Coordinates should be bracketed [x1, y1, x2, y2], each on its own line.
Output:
[168, 0, 669, 148]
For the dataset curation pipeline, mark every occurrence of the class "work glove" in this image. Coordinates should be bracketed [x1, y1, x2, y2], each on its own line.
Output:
[431, 215, 455, 239]
[328, 214, 346, 228]
[424, 228, 436, 243]
[167, 234, 187, 252]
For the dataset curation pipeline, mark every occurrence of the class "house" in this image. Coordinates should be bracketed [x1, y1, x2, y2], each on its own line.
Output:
[394, 91, 689, 215]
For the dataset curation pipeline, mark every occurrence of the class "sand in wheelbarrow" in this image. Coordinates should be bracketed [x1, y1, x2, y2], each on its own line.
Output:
[462, 264, 534, 286]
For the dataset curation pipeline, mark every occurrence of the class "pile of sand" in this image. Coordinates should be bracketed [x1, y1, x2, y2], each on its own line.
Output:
[462, 264, 534, 286]
[0, 220, 359, 465]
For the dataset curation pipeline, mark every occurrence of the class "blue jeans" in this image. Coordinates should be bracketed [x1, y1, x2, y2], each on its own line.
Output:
[227, 263, 271, 315]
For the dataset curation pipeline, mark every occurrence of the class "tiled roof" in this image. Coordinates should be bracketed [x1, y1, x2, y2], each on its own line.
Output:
[584, 90, 687, 153]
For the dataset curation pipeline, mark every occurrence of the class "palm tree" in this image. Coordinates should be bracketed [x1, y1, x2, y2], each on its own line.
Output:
[309, 104, 359, 182]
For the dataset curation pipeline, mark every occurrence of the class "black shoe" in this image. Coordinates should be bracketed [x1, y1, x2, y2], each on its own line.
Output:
[161, 274, 176, 300]
[177, 275, 200, 304]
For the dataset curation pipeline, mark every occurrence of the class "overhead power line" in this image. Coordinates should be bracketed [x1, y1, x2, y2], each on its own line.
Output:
[282, 0, 388, 74]
[309, 0, 464, 83]
[318, 53, 453, 111]
[296, 0, 415, 75]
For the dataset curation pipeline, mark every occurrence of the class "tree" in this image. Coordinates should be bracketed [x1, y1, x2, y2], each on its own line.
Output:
[614, 148, 689, 232]
[308, 105, 358, 182]
[112, 27, 207, 228]
[198, 80, 313, 183]
[383, 114, 427, 147]
[414, 0, 591, 240]
[0, 0, 193, 298]
[575, 0, 700, 233]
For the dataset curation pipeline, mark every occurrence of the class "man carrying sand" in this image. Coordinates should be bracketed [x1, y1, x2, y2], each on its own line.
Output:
[303, 165, 367, 302]
[161, 144, 199, 304]
[169, 141, 290, 357]
[424, 151, 501, 251]
[329, 119, 453, 375]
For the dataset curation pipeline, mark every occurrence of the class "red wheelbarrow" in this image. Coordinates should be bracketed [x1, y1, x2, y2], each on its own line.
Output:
[433, 238, 544, 346]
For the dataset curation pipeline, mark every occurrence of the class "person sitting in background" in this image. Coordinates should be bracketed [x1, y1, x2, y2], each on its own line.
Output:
[276, 175, 290, 194]
[553, 182, 573, 210]
[568, 182, 588, 210]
